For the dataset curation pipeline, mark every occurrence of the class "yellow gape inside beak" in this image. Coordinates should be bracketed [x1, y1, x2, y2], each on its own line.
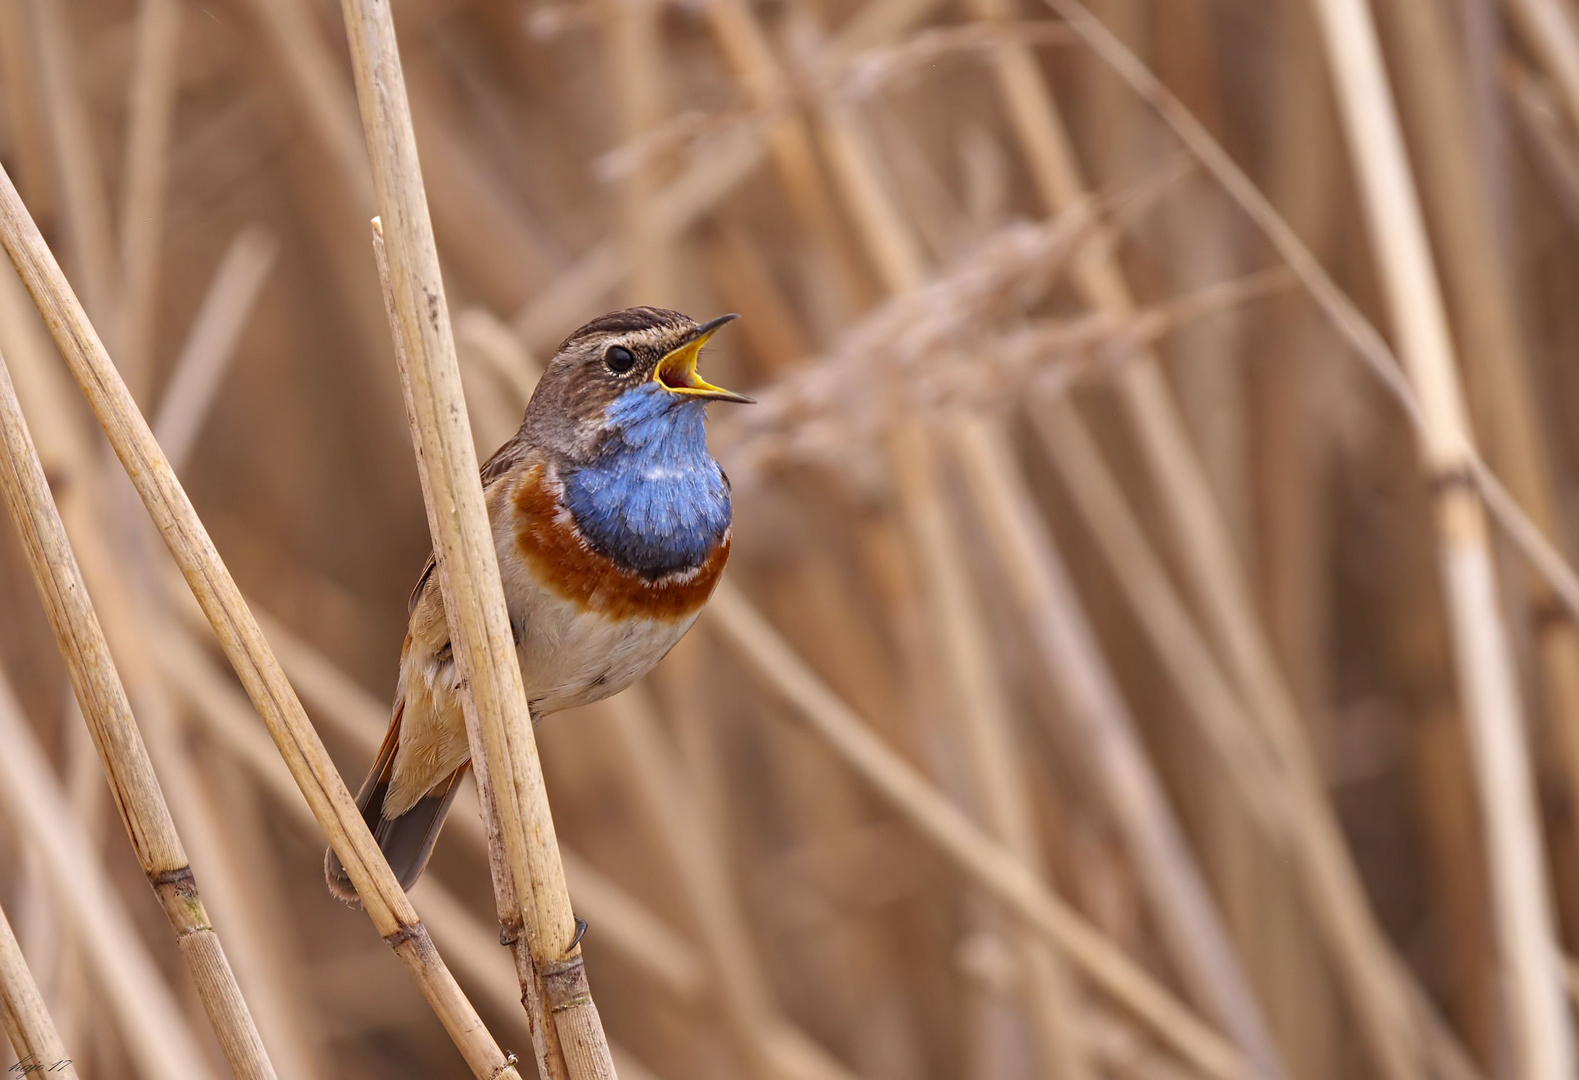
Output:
[654, 313, 754, 403]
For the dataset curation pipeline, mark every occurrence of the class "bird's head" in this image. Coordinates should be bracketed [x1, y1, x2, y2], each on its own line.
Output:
[522, 307, 751, 462]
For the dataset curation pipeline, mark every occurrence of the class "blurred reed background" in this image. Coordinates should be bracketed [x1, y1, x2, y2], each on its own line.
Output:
[5, 0, 1579, 1078]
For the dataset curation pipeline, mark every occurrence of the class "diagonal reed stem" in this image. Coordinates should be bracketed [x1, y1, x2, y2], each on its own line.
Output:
[0, 899, 79, 1080]
[707, 583, 1247, 1080]
[888, 418, 1093, 1080]
[0, 159, 524, 1080]
[0, 666, 214, 1080]
[0, 346, 276, 1080]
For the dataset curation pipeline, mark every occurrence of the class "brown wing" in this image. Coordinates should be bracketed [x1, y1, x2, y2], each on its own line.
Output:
[324, 696, 472, 905]
[407, 431, 533, 616]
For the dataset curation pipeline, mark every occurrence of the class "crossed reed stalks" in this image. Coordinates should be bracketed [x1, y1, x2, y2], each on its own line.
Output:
[6, 1, 1579, 1079]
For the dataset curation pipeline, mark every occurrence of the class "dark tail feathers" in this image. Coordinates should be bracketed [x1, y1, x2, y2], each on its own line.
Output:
[325, 703, 469, 907]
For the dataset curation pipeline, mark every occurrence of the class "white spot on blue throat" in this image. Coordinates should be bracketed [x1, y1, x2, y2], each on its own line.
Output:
[562, 382, 731, 576]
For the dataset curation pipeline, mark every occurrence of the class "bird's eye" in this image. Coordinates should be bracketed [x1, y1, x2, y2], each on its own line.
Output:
[604, 345, 636, 374]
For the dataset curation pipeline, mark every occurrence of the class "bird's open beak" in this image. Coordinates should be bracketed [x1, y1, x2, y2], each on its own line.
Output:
[654, 313, 754, 403]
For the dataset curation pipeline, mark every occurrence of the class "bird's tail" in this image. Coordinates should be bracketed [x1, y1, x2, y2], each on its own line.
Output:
[325, 700, 470, 907]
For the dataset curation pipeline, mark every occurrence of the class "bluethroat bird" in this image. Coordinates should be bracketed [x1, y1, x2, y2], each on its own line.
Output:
[326, 307, 751, 905]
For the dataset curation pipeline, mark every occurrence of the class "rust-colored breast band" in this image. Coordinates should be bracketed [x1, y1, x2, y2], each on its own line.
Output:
[513, 464, 729, 622]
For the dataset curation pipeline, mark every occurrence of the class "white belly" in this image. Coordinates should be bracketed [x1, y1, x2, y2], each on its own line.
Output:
[513, 579, 699, 715]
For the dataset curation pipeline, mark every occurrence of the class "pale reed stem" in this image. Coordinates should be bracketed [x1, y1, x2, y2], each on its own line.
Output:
[0, 155, 524, 1080]
[339, 0, 615, 1072]
[0, 347, 276, 1079]
[1307, 0, 1573, 1075]
[0, 900, 79, 1080]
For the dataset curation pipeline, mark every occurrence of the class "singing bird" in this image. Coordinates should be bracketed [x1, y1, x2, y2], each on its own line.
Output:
[327, 307, 751, 905]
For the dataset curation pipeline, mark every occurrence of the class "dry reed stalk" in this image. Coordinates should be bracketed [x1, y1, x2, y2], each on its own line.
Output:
[3, 232, 291, 1076]
[1383, 0, 1579, 930]
[156, 632, 708, 1080]
[1307, 1, 1573, 1076]
[1412, 713, 1499, 1063]
[153, 609, 662, 1076]
[240, 0, 551, 315]
[155, 569, 715, 1010]
[373, 214, 571, 1080]
[0, 901, 78, 1080]
[805, 41, 1276, 1072]
[9, 239, 328, 1074]
[0, 349, 278, 1078]
[25, 0, 115, 326]
[1502, 0, 1579, 138]
[609, 0, 672, 306]
[946, 419, 1284, 1080]
[1040, 0, 1579, 638]
[698, 0, 868, 310]
[934, 32, 1319, 1069]
[0, 260, 104, 1068]
[152, 226, 280, 471]
[406, 881, 670, 1080]
[1012, 7, 1443, 1079]
[1030, 410, 1284, 832]
[888, 419, 1092, 1080]
[700, 221, 813, 371]
[1259, 0, 1339, 731]
[828, 0, 950, 57]
[1505, 61, 1579, 235]
[0, 161, 525, 1080]
[599, 687, 860, 1080]
[237, 0, 374, 209]
[414, 890, 580, 1069]
[4, 849, 62, 1057]
[151, 622, 557, 1070]
[705, 584, 1247, 1080]
[58, 525, 321, 1080]
[369, 207, 594, 1080]
[0, 669, 214, 1080]
[154, 621, 557, 1072]
[152, 610, 715, 1019]
[0, 0, 53, 220]
[512, 128, 768, 349]
[742, 523, 939, 1080]
[815, 102, 926, 296]
[402, 66, 556, 307]
[1030, 388, 1438, 1079]
[1243, 60, 1339, 1070]
[341, 4, 612, 1075]
[116, 0, 183, 402]
[800, 25, 1278, 1066]
[196, 751, 336, 1080]
[131, 654, 328, 1080]
[455, 307, 542, 403]
[1034, 13, 1579, 1080]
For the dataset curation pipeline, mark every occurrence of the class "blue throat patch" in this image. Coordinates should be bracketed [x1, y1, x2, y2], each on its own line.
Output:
[562, 382, 732, 577]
